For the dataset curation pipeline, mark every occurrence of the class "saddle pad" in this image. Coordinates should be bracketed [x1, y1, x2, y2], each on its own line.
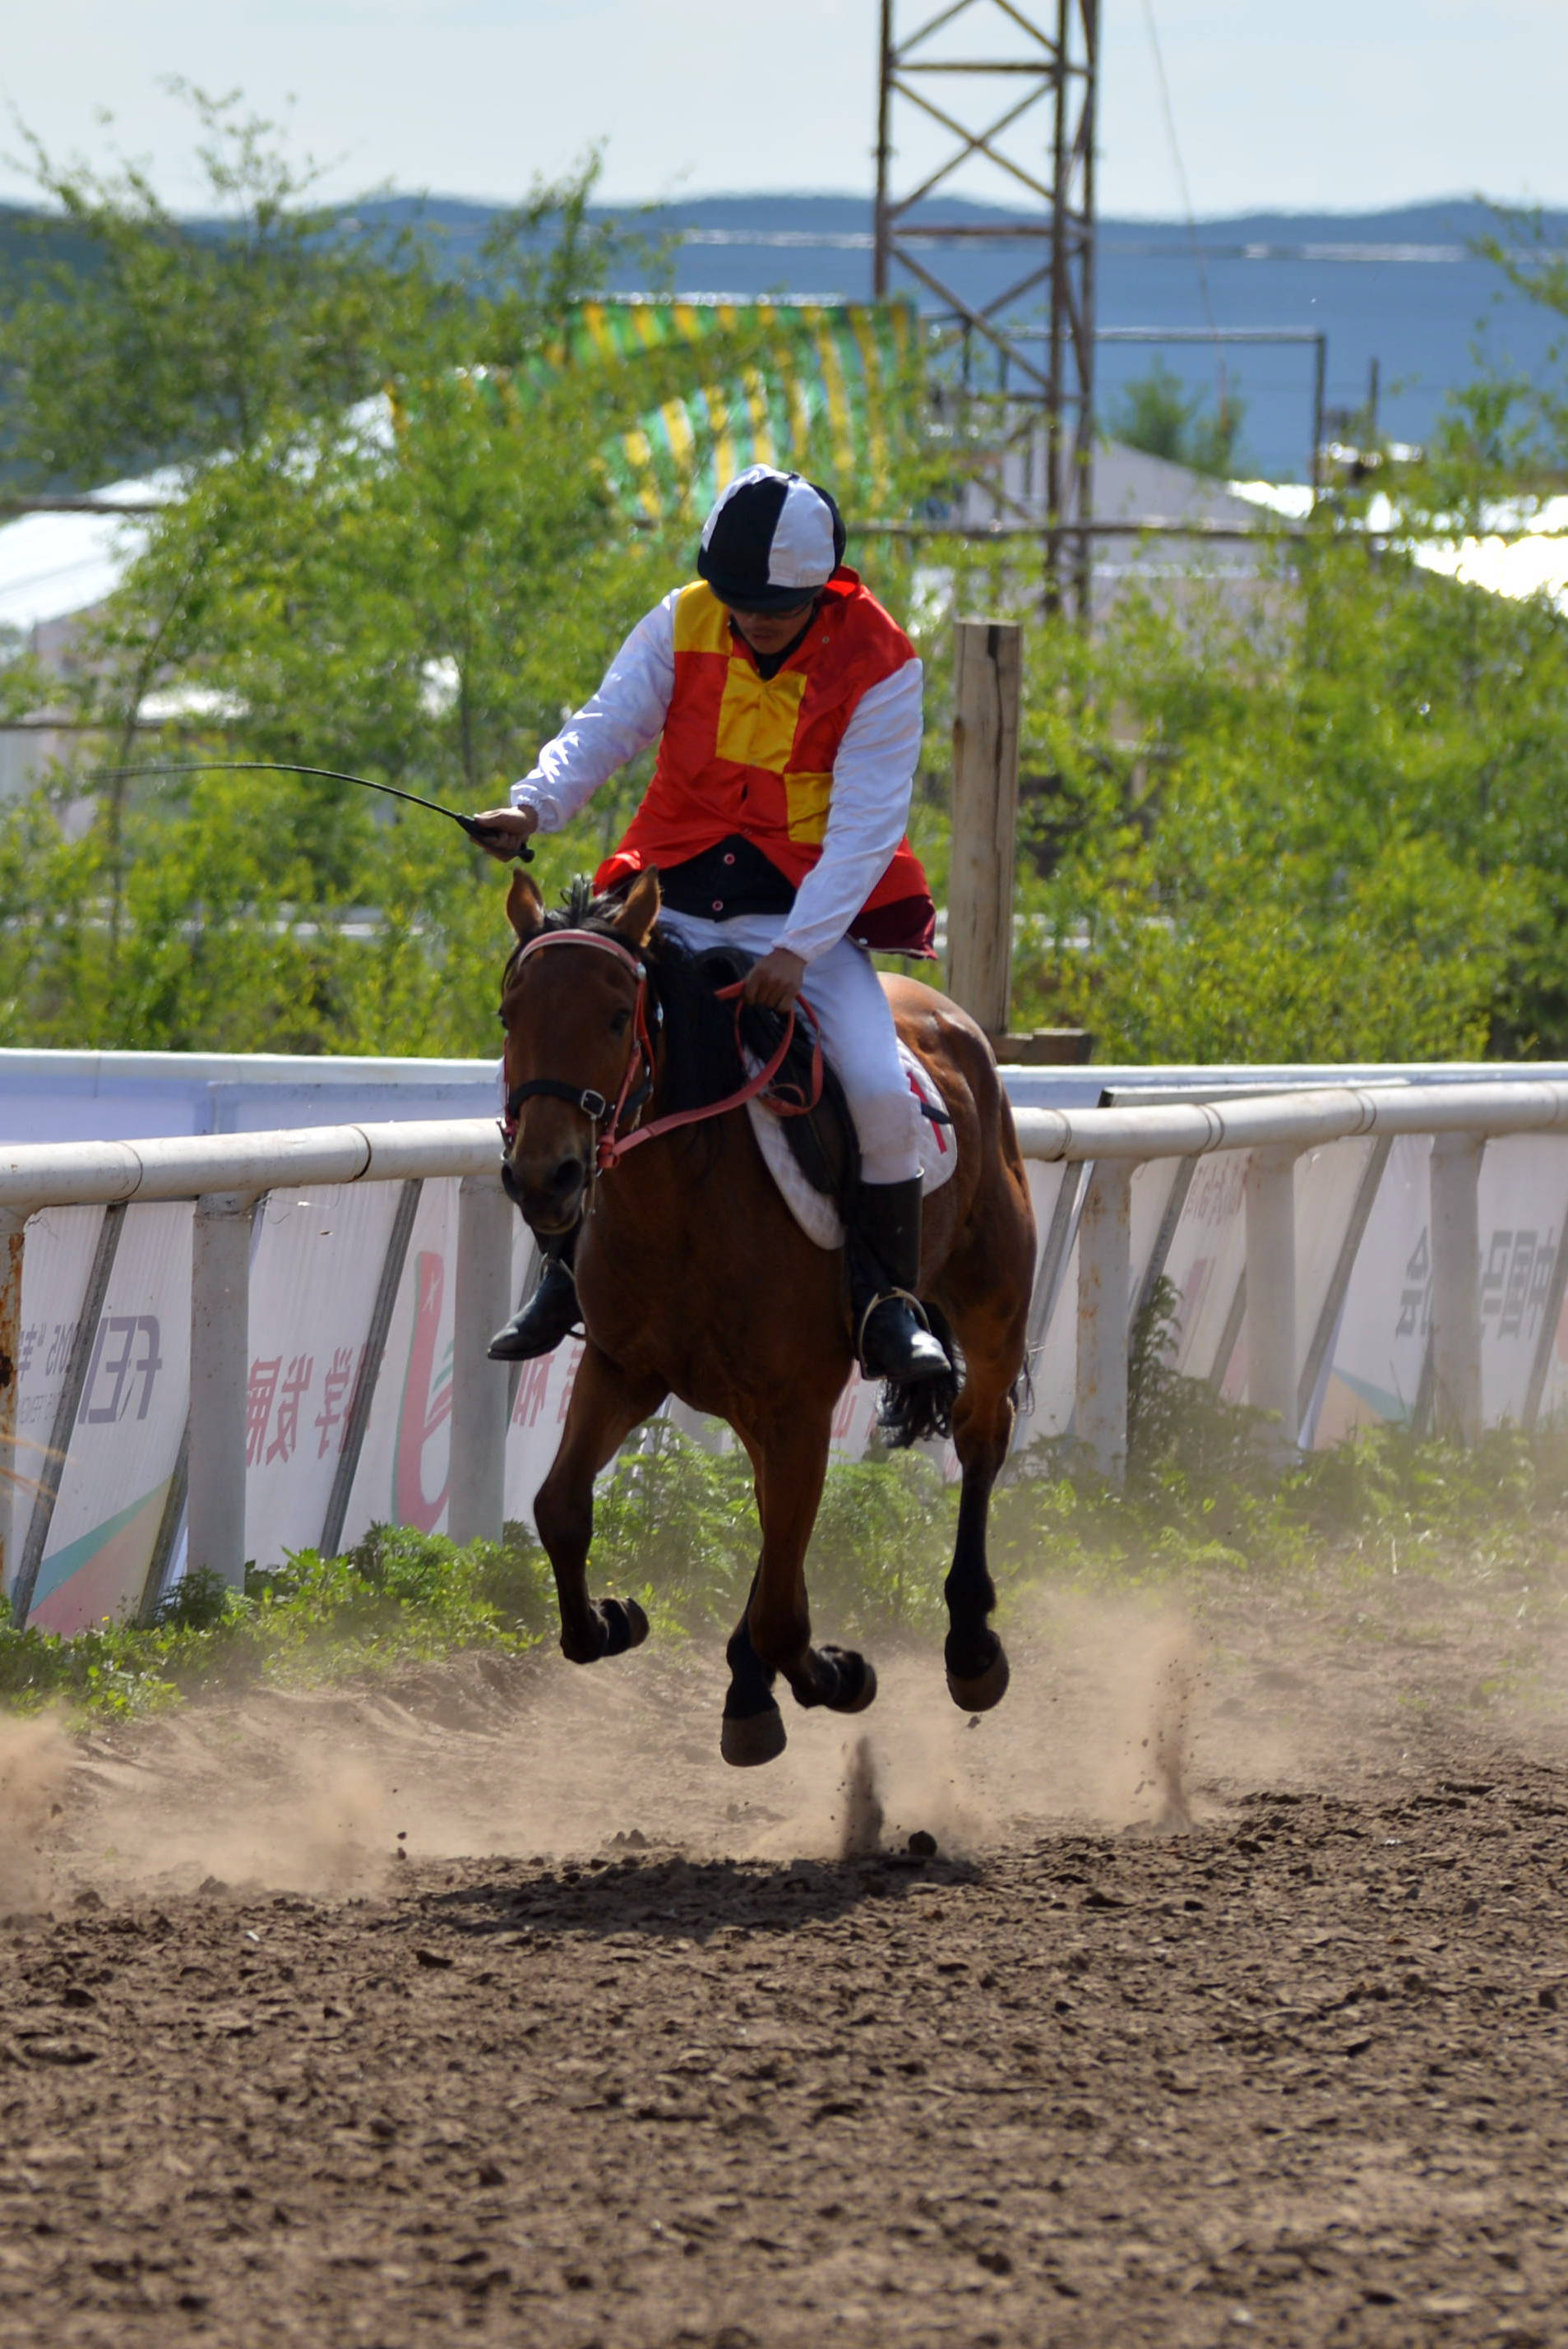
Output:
[747, 1042, 959, 1251]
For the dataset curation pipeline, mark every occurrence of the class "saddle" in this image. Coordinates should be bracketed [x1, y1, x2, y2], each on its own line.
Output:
[738, 995, 860, 1204]
[736, 990, 959, 1251]
[657, 939, 956, 1247]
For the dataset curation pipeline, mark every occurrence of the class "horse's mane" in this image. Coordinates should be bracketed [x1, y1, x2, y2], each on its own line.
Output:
[503, 876, 751, 1117]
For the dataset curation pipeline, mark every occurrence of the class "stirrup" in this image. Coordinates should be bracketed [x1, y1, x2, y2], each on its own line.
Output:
[857, 1288, 949, 1385]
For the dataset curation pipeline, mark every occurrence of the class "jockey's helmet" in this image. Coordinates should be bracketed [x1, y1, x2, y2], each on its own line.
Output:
[697, 465, 846, 613]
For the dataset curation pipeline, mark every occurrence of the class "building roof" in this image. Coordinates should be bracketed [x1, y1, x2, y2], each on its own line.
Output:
[0, 474, 172, 636]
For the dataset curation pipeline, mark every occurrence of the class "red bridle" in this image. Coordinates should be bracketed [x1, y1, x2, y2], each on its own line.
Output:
[501, 927, 821, 1174]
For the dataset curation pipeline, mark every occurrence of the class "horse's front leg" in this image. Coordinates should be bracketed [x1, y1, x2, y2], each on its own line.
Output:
[720, 1410, 877, 1768]
[533, 1341, 667, 1665]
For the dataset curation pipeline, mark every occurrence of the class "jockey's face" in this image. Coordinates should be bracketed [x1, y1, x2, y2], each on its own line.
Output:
[725, 597, 818, 658]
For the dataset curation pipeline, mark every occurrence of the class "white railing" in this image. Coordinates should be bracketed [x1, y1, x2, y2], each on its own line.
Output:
[2, 1074, 1567, 1628]
[1013, 1077, 1568, 1473]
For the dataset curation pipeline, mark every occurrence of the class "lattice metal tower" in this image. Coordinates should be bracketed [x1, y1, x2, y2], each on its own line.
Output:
[874, 0, 1099, 609]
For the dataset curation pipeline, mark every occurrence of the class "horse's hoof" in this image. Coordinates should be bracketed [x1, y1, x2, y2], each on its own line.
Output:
[721, 1704, 788, 1768]
[946, 1641, 1010, 1713]
[599, 1597, 650, 1657]
[821, 1645, 878, 1715]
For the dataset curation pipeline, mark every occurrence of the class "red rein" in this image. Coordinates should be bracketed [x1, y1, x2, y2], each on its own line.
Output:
[506, 929, 824, 1173]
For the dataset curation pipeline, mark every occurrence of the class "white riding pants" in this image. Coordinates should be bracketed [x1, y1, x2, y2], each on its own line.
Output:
[658, 909, 923, 1185]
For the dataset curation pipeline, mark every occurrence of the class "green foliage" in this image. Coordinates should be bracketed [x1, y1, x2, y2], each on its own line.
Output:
[998, 1392, 1568, 1597]
[800, 1452, 955, 1639]
[0, 1519, 556, 1721]
[543, 1423, 956, 1642]
[0, 94, 940, 1057]
[0, 87, 645, 486]
[1106, 360, 1247, 478]
[997, 1277, 1568, 1588]
[586, 1428, 759, 1633]
[973, 522, 1553, 1060]
[901, 210, 1568, 1066]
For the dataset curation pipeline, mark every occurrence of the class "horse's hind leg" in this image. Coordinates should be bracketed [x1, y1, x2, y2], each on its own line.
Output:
[720, 1411, 877, 1768]
[941, 1305, 1025, 1713]
[533, 1341, 667, 1666]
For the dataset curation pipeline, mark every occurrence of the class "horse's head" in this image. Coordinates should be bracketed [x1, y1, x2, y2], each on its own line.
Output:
[497, 867, 663, 1234]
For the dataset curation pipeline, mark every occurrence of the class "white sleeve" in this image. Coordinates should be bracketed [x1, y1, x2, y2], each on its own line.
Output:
[510, 591, 678, 832]
[777, 657, 924, 964]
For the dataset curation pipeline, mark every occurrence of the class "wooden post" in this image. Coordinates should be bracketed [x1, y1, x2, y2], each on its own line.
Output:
[948, 618, 1021, 1040]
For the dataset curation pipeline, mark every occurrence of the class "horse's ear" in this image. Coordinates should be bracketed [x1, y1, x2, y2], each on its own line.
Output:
[613, 868, 662, 949]
[506, 868, 545, 942]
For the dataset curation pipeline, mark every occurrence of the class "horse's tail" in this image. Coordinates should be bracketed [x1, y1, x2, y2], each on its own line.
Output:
[877, 1302, 962, 1450]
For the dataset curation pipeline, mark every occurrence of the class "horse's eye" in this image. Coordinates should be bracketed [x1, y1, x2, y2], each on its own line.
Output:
[610, 1007, 631, 1037]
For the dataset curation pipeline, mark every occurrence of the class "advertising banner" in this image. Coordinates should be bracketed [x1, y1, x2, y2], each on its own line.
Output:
[1476, 1136, 1568, 1427]
[242, 1181, 405, 1565]
[1163, 1149, 1250, 1384]
[1315, 1135, 1434, 1444]
[26, 1203, 192, 1633]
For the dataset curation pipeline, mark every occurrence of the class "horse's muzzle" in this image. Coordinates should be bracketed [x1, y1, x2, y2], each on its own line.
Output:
[507, 1146, 590, 1236]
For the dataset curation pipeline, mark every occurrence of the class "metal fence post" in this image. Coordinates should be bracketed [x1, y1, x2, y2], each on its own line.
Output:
[1076, 1163, 1131, 1481]
[13, 1201, 127, 1628]
[1245, 1146, 1300, 1452]
[448, 1172, 513, 1547]
[1431, 1134, 1483, 1441]
[188, 1191, 257, 1590]
[0, 1207, 28, 1621]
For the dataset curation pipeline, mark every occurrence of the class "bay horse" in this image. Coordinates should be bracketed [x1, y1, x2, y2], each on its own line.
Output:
[498, 866, 1036, 1766]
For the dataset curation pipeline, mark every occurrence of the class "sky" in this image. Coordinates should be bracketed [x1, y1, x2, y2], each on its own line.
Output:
[1, 1, 1566, 221]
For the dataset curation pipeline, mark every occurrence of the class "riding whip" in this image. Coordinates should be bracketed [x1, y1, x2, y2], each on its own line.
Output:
[89, 760, 534, 859]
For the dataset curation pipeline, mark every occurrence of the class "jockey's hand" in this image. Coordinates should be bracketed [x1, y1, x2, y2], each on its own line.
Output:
[742, 947, 807, 1011]
[469, 805, 539, 862]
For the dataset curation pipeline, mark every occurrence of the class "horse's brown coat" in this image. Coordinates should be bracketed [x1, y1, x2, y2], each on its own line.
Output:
[499, 872, 1036, 1759]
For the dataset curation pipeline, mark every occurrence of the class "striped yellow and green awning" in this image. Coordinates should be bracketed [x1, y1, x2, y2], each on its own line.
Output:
[391, 300, 921, 525]
[549, 299, 919, 518]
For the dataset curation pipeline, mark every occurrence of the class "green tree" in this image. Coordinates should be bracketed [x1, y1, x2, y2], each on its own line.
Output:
[1105, 359, 1247, 479]
[0, 95, 937, 1054]
[991, 525, 1564, 1061]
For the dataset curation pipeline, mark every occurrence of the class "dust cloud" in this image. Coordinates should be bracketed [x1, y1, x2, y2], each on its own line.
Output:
[29, 1593, 1223, 1907]
[0, 1712, 73, 1912]
[19, 1515, 1568, 1909]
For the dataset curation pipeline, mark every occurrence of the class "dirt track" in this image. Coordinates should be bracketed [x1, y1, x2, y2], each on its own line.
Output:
[4, 1578, 1568, 2347]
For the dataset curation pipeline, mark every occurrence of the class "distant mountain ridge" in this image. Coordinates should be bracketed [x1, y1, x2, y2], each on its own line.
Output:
[330, 192, 1565, 247]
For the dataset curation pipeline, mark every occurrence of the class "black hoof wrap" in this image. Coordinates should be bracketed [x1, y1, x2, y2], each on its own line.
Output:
[599, 1598, 650, 1657]
[946, 1639, 1011, 1713]
[720, 1704, 788, 1768]
[821, 1645, 878, 1715]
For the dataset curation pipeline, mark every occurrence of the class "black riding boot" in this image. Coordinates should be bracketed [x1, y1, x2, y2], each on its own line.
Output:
[849, 1177, 951, 1385]
[488, 1229, 582, 1362]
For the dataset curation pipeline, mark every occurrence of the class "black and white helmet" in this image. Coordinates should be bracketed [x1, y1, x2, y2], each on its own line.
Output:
[696, 465, 847, 612]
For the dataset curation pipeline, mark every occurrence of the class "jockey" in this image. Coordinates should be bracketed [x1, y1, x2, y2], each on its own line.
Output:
[474, 464, 948, 1387]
